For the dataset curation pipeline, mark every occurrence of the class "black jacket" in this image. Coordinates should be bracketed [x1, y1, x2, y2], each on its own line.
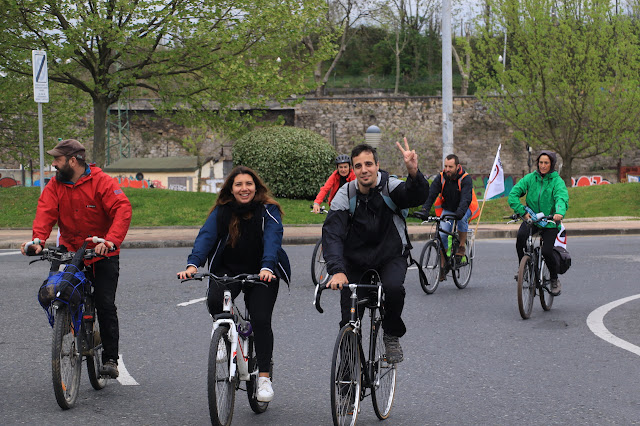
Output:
[322, 170, 428, 273]
[422, 166, 473, 219]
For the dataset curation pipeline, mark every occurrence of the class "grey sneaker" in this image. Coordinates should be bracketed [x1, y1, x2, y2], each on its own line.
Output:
[383, 333, 403, 364]
[101, 359, 119, 379]
[550, 278, 561, 296]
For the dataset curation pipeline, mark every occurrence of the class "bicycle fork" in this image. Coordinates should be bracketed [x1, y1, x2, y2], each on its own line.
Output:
[211, 290, 252, 382]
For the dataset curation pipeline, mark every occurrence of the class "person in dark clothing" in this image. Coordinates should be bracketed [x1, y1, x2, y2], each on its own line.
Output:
[177, 166, 290, 403]
[417, 154, 478, 279]
[322, 139, 428, 363]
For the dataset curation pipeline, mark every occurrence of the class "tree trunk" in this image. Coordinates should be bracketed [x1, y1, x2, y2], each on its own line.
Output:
[313, 61, 324, 96]
[196, 155, 202, 192]
[93, 99, 108, 168]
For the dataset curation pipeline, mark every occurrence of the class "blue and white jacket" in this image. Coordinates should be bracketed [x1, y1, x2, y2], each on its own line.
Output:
[186, 203, 291, 284]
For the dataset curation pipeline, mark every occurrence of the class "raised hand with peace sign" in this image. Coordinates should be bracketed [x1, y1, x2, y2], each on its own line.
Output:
[395, 137, 419, 178]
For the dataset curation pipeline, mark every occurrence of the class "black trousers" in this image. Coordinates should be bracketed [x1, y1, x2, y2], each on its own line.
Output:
[51, 255, 121, 363]
[516, 222, 559, 279]
[207, 279, 279, 373]
[340, 256, 407, 338]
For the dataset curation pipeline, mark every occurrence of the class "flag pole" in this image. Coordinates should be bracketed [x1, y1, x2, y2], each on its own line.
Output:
[470, 179, 492, 247]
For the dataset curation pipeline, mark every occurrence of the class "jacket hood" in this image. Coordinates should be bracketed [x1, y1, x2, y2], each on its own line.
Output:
[536, 150, 557, 174]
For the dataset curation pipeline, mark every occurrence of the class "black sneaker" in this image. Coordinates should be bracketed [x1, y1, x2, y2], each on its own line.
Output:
[549, 279, 561, 296]
[100, 359, 119, 379]
[383, 333, 403, 364]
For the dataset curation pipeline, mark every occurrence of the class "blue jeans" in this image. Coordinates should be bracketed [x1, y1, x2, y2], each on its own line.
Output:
[439, 209, 472, 251]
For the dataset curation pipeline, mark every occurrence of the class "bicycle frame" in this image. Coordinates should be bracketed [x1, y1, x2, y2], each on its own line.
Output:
[212, 290, 253, 382]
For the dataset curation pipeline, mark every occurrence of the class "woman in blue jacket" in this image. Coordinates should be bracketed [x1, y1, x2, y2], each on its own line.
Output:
[177, 165, 289, 403]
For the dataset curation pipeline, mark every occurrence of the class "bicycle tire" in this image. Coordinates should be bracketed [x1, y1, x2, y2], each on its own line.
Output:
[51, 305, 82, 410]
[452, 235, 474, 289]
[331, 324, 361, 426]
[86, 310, 107, 390]
[311, 239, 330, 286]
[246, 337, 271, 414]
[539, 259, 554, 311]
[208, 325, 235, 426]
[419, 240, 441, 294]
[517, 256, 535, 319]
[371, 318, 396, 420]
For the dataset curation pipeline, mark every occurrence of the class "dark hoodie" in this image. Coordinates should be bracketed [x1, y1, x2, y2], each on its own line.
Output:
[537, 150, 557, 175]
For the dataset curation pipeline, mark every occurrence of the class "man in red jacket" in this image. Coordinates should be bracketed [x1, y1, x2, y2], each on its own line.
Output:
[21, 139, 132, 379]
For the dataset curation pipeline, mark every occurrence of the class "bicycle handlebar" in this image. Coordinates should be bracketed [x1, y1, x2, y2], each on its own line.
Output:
[26, 236, 114, 260]
[313, 282, 381, 314]
[411, 212, 458, 222]
[180, 272, 264, 286]
[505, 213, 556, 225]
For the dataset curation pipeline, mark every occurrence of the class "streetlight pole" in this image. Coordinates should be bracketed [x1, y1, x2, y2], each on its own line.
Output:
[442, 0, 453, 165]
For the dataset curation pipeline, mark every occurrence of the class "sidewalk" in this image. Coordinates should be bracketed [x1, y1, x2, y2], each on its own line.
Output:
[1, 217, 639, 249]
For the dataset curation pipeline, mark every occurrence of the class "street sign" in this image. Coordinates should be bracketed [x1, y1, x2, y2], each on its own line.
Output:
[32, 50, 49, 103]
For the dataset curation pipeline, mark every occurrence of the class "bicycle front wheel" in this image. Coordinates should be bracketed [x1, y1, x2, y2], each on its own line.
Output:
[311, 239, 330, 286]
[331, 324, 361, 426]
[419, 240, 441, 294]
[208, 325, 235, 426]
[452, 235, 474, 289]
[86, 311, 107, 390]
[52, 305, 82, 409]
[539, 260, 554, 311]
[517, 256, 536, 319]
[371, 319, 396, 420]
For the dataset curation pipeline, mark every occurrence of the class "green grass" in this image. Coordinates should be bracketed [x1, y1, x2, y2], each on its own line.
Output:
[1, 183, 638, 228]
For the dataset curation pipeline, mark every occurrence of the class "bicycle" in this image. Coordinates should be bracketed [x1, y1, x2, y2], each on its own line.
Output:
[26, 236, 112, 410]
[412, 212, 475, 294]
[180, 272, 273, 426]
[506, 213, 556, 319]
[310, 204, 331, 286]
[314, 274, 397, 426]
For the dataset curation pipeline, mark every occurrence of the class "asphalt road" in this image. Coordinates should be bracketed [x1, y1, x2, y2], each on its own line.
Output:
[1, 236, 639, 425]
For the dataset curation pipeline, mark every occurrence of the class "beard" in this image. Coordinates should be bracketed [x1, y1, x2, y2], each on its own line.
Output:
[55, 163, 74, 182]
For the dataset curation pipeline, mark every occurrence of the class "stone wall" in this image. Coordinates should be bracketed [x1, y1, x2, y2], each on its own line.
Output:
[3, 96, 637, 184]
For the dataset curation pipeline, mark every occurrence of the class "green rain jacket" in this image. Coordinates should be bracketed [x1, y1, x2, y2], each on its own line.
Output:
[508, 155, 569, 229]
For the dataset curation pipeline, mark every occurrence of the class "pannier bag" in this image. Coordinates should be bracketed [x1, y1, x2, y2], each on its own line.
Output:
[552, 246, 571, 274]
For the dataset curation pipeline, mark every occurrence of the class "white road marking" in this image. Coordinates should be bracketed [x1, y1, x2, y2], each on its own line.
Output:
[117, 354, 139, 386]
[0, 251, 21, 256]
[178, 297, 206, 307]
[586, 294, 640, 357]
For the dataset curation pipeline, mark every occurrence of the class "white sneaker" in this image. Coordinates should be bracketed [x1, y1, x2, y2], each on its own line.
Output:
[256, 377, 274, 402]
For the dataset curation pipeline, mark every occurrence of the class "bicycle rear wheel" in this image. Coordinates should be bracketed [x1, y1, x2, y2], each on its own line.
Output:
[517, 256, 536, 319]
[331, 324, 361, 426]
[246, 337, 271, 414]
[208, 325, 235, 426]
[371, 318, 396, 420]
[419, 240, 441, 294]
[86, 310, 107, 390]
[311, 239, 330, 286]
[452, 235, 474, 289]
[539, 260, 554, 311]
[52, 304, 82, 409]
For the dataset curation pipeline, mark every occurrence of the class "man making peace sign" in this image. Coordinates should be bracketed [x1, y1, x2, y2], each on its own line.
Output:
[322, 138, 428, 363]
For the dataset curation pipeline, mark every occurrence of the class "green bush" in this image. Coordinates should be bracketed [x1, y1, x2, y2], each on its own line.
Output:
[233, 127, 336, 199]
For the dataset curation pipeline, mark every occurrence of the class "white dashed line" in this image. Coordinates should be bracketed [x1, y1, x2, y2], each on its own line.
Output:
[178, 297, 206, 307]
[586, 294, 640, 357]
[0, 251, 21, 256]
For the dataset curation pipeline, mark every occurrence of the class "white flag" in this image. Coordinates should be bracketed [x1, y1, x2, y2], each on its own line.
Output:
[484, 145, 505, 200]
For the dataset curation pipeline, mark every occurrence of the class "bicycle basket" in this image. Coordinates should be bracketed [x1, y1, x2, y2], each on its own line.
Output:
[38, 263, 89, 327]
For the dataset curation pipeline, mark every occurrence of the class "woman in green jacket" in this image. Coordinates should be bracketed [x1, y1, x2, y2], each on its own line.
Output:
[508, 151, 569, 295]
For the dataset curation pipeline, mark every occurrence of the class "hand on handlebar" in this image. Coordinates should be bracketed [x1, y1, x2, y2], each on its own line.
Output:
[94, 240, 115, 256]
[312, 203, 321, 214]
[259, 269, 276, 282]
[327, 272, 348, 290]
[177, 265, 198, 280]
[553, 214, 563, 223]
[21, 239, 42, 256]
